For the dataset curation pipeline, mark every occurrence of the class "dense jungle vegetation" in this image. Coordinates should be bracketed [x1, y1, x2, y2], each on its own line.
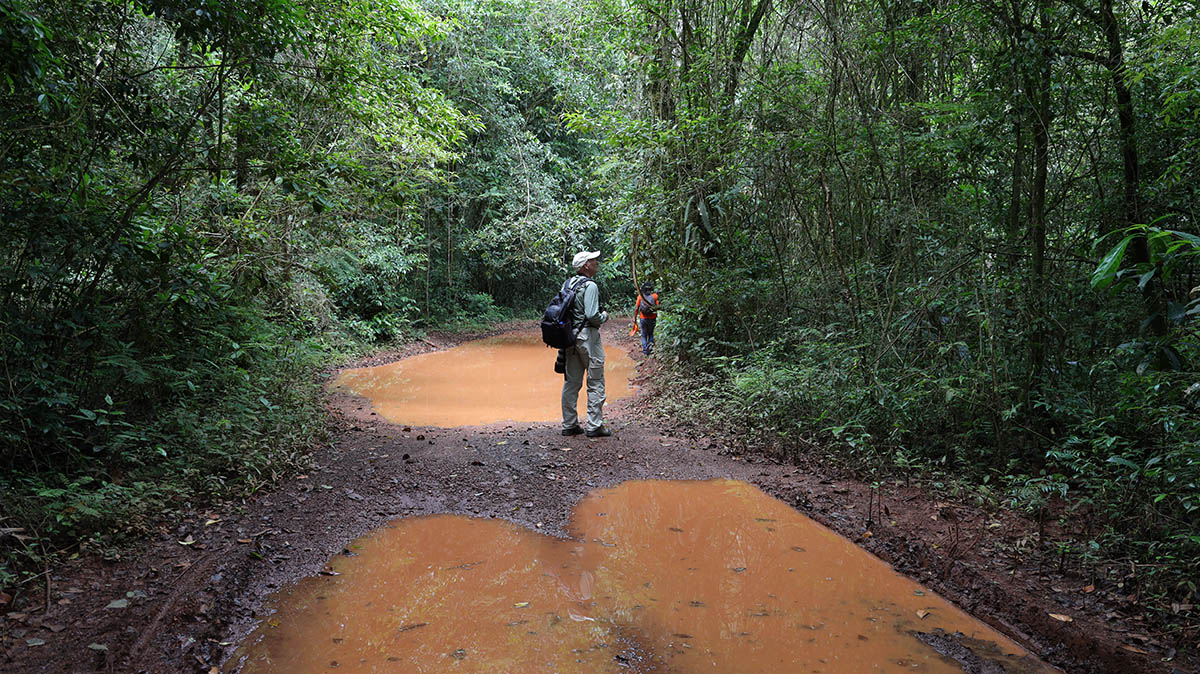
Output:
[2, 0, 1198, 639]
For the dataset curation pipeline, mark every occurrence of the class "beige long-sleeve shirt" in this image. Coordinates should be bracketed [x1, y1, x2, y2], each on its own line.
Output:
[564, 274, 608, 328]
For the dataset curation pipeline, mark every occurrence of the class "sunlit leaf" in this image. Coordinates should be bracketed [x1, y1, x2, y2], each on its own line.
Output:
[1091, 235, 1134, 290]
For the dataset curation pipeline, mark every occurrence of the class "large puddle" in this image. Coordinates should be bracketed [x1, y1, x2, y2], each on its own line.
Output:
[332, 332, 637, 426]
[231, 480, 1056, 673]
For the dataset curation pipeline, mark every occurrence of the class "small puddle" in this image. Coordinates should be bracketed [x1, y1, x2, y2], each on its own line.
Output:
[231, 480, 1057, 673]
[332, 332, 637, 426]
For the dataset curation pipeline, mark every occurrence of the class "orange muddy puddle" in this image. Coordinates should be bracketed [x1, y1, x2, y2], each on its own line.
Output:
[232, 480, 1056, 673]
[332, 332, 636, 427]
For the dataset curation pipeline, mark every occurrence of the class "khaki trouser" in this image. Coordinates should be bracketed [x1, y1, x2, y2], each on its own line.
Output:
[562, 326, 605, 431]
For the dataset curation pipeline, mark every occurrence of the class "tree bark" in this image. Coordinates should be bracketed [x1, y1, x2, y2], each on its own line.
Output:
[725, 0, 772, 98]
[1027, 2, 1051, 386]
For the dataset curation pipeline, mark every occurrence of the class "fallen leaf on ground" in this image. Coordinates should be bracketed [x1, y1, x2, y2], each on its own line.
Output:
[1120, 644, 1149, 654]
[87, 643, 108, 651]
[916, 609, 931, 619]
[1083, 584, 1095, 593]
[0, 591, 10, 605]
[513, 602, 529, 608]
[204, 519, 221, 526]
[105, 599, 128, 609]
[178, 535, 195, 546]
[1048, 613, 1073, 622]
[26, 638, 46, 647]
[237, 538, 253, 544]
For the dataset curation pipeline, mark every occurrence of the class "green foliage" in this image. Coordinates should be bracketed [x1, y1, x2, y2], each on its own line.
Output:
[0, 0, 620, 588]
[417, 0, 618, 309]
[4, 0, 1198, 630]
[0, 0, 484, 583]
[592, 0, 1200, 607]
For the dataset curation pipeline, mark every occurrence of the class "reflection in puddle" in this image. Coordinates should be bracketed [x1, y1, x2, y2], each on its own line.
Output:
[232, 480, 1057, 673]
[332, 332, 637, 427]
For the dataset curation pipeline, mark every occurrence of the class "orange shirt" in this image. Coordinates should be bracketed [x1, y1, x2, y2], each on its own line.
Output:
[635, 292, 658, 319]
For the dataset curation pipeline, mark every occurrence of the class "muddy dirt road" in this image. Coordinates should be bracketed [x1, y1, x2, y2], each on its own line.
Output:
[1, 322, 1191, 673]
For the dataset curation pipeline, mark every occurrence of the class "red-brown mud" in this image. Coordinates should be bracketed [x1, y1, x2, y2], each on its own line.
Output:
[231, 479, 1055, 673]
[331, 331, 637, 427]
[0, 320, 1194, 673]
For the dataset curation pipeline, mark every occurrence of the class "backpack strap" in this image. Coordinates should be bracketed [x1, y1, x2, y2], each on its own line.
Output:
[569, 276, 593, 338]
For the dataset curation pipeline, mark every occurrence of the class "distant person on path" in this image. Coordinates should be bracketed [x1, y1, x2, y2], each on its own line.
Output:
[561, 250, 612, 438]
[632, 281, 659, 356]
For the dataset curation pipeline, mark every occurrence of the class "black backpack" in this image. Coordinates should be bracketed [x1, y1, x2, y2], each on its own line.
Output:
[541, 277, 591, 349]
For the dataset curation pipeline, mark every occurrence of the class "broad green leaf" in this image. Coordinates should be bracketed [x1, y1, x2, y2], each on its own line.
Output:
[1106, 455, 1139, 470]
[1091, 235, 1134, 290]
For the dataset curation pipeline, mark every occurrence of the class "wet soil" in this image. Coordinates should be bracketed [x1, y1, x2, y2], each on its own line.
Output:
[1, 320, 1194, 674]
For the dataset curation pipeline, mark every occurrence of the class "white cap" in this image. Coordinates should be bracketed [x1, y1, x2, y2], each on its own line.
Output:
[572, 250, 600, 269]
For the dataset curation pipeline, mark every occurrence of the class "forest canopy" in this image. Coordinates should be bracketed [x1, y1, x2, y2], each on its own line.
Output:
[2, 0, 1198, 631]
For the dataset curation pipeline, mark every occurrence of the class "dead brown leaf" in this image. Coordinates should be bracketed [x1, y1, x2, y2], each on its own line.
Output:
[1120, 644, 1149, 655]
[916, 609, 931, 619]
[1048, 613, 1073, 622]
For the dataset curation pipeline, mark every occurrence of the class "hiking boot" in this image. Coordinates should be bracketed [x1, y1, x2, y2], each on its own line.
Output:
[561, 425, 584, 436]
[585, 426, 612, 438]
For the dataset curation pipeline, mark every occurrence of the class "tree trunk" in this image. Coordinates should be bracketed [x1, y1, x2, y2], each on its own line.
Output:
[1098, 0, 1163, 335]
[1027, 3, 1051, 387]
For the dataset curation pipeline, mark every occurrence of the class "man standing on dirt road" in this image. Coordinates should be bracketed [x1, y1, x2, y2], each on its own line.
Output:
[561, 250, 612, 438]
